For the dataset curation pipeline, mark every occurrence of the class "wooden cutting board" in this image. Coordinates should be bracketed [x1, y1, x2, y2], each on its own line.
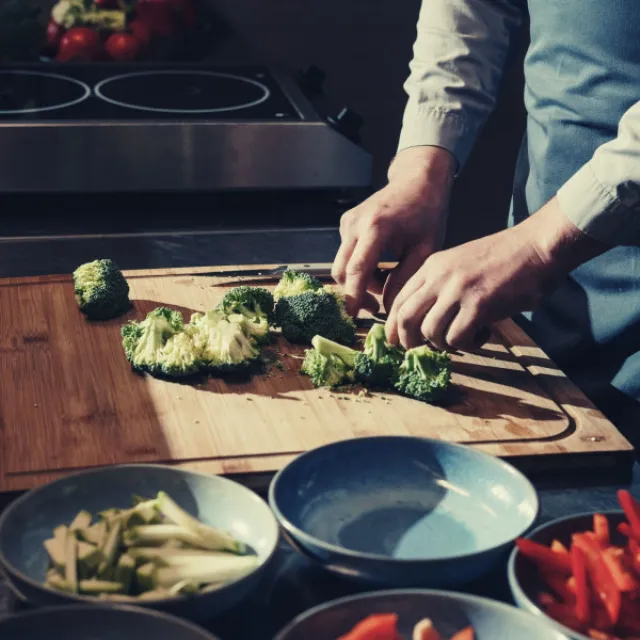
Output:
[0, 264, 633, 493]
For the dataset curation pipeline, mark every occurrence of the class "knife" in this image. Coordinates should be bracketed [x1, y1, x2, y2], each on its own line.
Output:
[185, 263, 334, 280]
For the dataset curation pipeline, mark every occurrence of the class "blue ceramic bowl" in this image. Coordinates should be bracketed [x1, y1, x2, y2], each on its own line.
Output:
[508, 510, 626, 640]
[274, 589, 571, 639]
[269, 436, 538, 587]
[0, 604, 218, 640]
[0, 464, 279, 622]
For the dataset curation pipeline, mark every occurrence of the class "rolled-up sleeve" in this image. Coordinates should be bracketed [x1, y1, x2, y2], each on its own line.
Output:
[398, 0, 523, 170]
[557, 100, 640, 246]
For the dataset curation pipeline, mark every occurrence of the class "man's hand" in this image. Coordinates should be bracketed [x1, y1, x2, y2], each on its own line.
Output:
[386, 197, 608, 351]
[332, 146, 456, 316]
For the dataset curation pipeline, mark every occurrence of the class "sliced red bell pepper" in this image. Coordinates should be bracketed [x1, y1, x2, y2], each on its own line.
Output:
[628, 537, 640, 556]
[601, 547, 639, 592]
[541, 569, 577, 603]
[542, 602, 586, 633]
[338, 614, 399, 640]
[516, 538, 572, 574]
[586, 631, 623, 640]
[450, 627, 474, 640]
[618, 490, 640, 538]
[572, 543, 591, 624]
[594, 514, 610, 547]
[538, 592, 557, 607]
[552, 539, 571, 557]
[573, 533, 622, 626]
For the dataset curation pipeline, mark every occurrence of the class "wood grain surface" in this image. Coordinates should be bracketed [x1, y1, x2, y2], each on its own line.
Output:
[0, 264, 633, 492]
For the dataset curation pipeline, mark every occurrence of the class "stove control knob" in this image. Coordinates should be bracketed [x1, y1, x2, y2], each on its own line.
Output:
[328, 107, 364, 140]
[297, 65, 326, 96]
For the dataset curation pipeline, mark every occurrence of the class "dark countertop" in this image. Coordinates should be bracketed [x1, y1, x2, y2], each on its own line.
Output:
[0, 220, 638, 638]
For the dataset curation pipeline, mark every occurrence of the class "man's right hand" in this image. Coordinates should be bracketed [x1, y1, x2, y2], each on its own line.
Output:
[332, 146, 457, 317]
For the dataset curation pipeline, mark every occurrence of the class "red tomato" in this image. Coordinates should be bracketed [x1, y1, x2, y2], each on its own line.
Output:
[105, 32, 143, 62]
[129, 20, 152, 48]
[134, 3, 177, 36]
[56, 27, 102, 62]
[46, 19, 65, 49]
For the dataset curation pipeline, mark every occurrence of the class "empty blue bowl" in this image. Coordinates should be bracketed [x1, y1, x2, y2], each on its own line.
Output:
[274, 589, 571, 639]
[0, 464, 279, 622]
[508, 511, 626, 640]
[0, 604, 218, 640]
[269, 436, 538, 587]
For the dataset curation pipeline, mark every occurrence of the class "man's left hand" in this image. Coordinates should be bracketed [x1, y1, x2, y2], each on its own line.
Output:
[385, 197, 608, 351]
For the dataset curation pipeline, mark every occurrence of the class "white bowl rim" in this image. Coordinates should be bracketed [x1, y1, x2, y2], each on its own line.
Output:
[273, 587, 571, 640]
[269, 435, 540, 564]
[0, 463, 280, 606]
[507, 509, 626, 640]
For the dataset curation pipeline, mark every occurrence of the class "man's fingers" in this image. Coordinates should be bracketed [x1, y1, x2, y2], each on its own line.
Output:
[362, 291, 380, 314]
[385, 272, 425, 344]
[343, 232, 383, 316]
[388, 279, 436, 349]
[420, 298, 459, 351]
[445, 307, 485, 352]
[331, 236, 356, 286]
[383, 244, 433, 312]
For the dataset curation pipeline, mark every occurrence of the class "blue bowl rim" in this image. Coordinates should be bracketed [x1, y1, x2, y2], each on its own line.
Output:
[0, 603, 219, 638]
[0, 463, 280, 606]
[273, 587, 571, 640]
[269, 435, 540, 563]
[507, 509, 626, 640]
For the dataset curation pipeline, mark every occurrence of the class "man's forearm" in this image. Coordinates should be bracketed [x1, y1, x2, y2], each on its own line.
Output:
[399, 0, 523, 170]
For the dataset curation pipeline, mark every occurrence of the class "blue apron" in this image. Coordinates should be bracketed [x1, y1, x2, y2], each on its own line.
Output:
[510, 0, 640, 425]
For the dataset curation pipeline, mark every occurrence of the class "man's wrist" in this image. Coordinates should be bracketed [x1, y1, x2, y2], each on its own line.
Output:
[387, 146, 456, 205]
[525, 197, 609, 273]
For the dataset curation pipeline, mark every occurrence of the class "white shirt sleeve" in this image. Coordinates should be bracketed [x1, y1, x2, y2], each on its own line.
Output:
[557, 100, 640, 245]
[398, 0, 523, 170]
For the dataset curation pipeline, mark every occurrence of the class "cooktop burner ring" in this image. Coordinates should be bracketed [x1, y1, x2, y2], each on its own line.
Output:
[93, 70, 271, 114]
[0, 70, 91, 115]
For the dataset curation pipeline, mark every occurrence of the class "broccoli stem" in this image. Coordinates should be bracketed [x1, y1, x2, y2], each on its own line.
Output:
[311, 335, 357, 367]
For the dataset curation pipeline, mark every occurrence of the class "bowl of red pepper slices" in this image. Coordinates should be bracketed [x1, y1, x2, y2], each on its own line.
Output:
[508, 490, 640, 640]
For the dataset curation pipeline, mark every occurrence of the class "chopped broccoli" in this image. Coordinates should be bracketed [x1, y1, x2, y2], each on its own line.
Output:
[218, 286, 274, 322]
[121, 307, 184, 375]
[273, 270, 323, 301]
[354, 323, 404, 388]
[228, 313, 271, 345]
[274, 289, 356, 345]
[73, 259, 130, 320]
[188, 311, 260, 375]
[301, 335, 357, 388]
[393, 345, 452, 403]
[157, 332, 201, 378]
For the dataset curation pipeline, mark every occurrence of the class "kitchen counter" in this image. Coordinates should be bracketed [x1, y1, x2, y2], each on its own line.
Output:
[0, 224, 638, 638]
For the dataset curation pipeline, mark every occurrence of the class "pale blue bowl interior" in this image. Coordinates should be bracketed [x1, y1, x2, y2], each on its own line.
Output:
[0, 465, 278, 590]
[271, 437, 538, 560]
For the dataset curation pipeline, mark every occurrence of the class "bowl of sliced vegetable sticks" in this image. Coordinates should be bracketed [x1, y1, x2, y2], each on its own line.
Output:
[0, 464, 279, 621]
[274, 589, 571, 640]
[509, 490, 640, 640]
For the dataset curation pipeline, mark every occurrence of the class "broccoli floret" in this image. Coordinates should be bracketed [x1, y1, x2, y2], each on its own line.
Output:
[121, 307, 184, 374]
[73, 259, 130, 320]
[219, 286, 274, 323]
[274, 289, 356, 346]
[156, 332, 201, 378]
[188, 311, 260, 375]
[354, 323, 404, 388]
[228, 313, 271, 345]
[301, 335, 357, 388]
[273, 270, 323, 301]
[393, 345, 452, 403]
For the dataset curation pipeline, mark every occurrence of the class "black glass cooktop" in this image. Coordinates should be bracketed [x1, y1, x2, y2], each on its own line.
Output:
[0, 65, 302, 122]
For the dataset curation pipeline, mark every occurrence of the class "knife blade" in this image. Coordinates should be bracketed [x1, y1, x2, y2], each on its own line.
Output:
[185, 263, 334, 280]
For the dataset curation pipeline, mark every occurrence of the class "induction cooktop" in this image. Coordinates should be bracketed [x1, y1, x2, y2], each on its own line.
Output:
[0, 64, 371, 193]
